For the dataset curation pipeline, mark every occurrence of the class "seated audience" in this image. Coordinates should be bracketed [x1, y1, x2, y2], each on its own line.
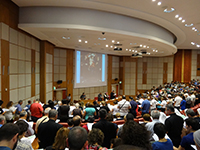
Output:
[67, 119, 74, 130]
[67, 126, 88, 150]
[87, 128, 107, 150]
[0, 100, 3, 114]
[0, 123, 20, 150]
[100, 101, 110, 113]
[152, 123, 173, 150]
[15, 100, 23, 115]
[3, 101, 16, 123]
[15, 120, 33, 150]
[141, 113, 151, 125]
[38, 109, 63, 149]
[120, 120, 151, 150]
[46, 127, 70, 150]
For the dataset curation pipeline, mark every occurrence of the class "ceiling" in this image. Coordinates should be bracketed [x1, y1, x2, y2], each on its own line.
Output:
[12, 0, 200, 56]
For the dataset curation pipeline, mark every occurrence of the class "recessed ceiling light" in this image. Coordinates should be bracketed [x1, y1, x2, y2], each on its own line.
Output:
[197, 45, 200, 48]
[164, 7, 175, 13]
[182, 20, 185, 23]
[85, 41, 88, 43]
[106, 45, 108, 47]
[185, 23, 193, 27]
[147, 46, 149, 48]
[132, 50, 134, 52]
[152, 0, 156, 2]
[175, 15, 179, 18]
[157, 2, 161, 5]
[114, 46, 117, 48]
[62, 36, 67, 39]
[153, 49, 155, 52]
[130, 43, 132, 45]
[126, 49, 128, 51]
[140, 44, 142, 47]
[110, 46, 113, 48]
[178, 17, 182, 21]
[155, 50, 158, 52]
[191, 42, 195, 45]
[195, 29, 198, 32]
[129, 49, 131, 51]
[135, 50, 137, 52]
[134, 43, 137, 45]
[98, 43, 101, 45]
[78, 39, 82, 42]
[143, 45, 146, 48]
[117, 41, 120, 44]
[112, 40, 115, 43]
[192, 27, 196, 30]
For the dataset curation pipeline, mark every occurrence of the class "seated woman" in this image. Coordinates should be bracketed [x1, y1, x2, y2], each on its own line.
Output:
[152, 123, 173, 150]
[3, 101, 16, 123]
[46, 127, 70, 150]
[58, 99, 70, 122]
[87, 128, 107, 150]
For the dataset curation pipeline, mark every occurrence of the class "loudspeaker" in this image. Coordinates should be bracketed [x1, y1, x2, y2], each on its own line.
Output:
[114, 78, 118, 81]
[57, 80, 62, 84]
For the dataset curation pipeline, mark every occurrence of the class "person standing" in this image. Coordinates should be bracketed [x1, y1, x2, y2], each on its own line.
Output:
[30, 99, 44, 122]
[141, 95, 150, 116]
[165, 104, 184, 148]
[98, 93, 102, 101]
[110, 90, 116, 99]
[15, 100, 23, 115]
[117, 95, 131, 118]
[129, 97, 138, 118]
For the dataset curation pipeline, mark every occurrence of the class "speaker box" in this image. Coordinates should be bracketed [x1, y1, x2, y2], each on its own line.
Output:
[57, 80, 62, 84]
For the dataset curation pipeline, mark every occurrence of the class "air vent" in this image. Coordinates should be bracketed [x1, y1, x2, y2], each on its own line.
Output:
[132, 46, 140, 48]
[113, 44, 123, 46]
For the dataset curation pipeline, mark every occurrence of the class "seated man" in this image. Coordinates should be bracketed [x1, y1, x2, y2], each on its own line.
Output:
[0, 115, 5, 128]
[0, 123, 20, 150]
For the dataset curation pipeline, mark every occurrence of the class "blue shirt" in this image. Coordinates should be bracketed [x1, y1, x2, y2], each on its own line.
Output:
[15, 104, 22, 114]
[0, 146, 11, 150]
[180, 132, 195, 150]
[152, 139, 173, 150]
[141, 99, 150, 113]
[180, 99, 186, 110]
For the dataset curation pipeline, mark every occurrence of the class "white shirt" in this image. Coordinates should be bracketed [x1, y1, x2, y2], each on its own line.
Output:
[161, 100, 167, 108]
[191, 94, 196, 102]
[150, 99, 157, 110]
[118, 99, 131, 116]
[112, 105, 120, 115]
[174, 96, 182, 107]
[138, 98, 144, 105]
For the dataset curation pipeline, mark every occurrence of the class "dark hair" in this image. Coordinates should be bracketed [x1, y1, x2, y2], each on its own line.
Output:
[114, 144, 147, 150]
[185, 118, 199, 130]
[67, 119, 74, 127]
[166, 104, 174, 112]
[88, 128, 104, 146]
[126, 113, 134, 121]
[111, 138, 122, 148]
[15, 120, 29, 136]
[0, 123, 20, 141]
[87, 116, 95, 123]
[62, 99, 67, 104]
[99, 109, 107, 119]
[6, 101, 13, 108]
[0, 100, 3, 106]
[28, 100, 31, 104]
[68, 127, 87, 150]
[18, 100, 23, 104]
[153, 123, 166, 139]
[121, 120, 151, 150]
[48, 100, 54, 109]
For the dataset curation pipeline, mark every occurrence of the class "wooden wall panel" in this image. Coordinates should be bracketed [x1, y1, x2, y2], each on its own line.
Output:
[66, 49, 74, 101]
[107, 55, 112, 95]
[184, 50, 191, 83]
[163, 63, 168, 84]
[173, 50, 182, 82]
[1, 39, 9, 107]
[142, 62, 147, 84]
[31, 50, 35, 97]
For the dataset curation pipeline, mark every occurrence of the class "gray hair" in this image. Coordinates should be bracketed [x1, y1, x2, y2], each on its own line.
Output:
[20, 111, 27, 117]
[166, 104, 174, 112]
[44, 107, 51, 114]
[48, 109, 58, 118]
[75, 103, 79, 108]
[0, 115, 5, 123]
[151, 110, 160, 119]
[186, 109, 195, 117]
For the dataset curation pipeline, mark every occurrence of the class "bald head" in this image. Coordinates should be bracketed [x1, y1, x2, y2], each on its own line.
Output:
[73, 115, 81, 126]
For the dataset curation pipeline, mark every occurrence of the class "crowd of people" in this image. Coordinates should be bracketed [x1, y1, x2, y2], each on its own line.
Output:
[0, 80, 200, 150]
